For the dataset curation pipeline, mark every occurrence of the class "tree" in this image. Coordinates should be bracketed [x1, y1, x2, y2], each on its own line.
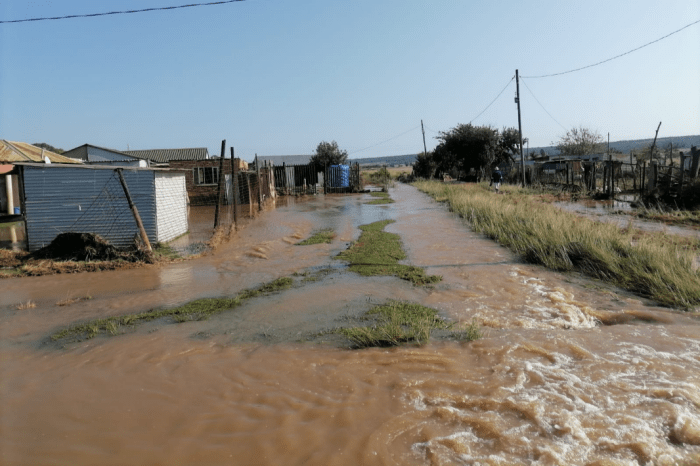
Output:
[431, 124, 521, 179]
[554, 126, 604, 156]
[310, 140, 348, 169]
[412, 151, 438, 179]
[32, 142, 64, 154]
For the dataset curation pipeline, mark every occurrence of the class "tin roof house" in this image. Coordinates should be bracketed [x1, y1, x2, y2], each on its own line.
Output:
[1, 140, 81, 218]
[62, 144, 148, 167]
[14, 163, 188, 251]
[123, 147, 210, 166]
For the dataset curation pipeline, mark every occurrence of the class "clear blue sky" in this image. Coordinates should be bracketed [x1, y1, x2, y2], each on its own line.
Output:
[1, 0, 698, 162]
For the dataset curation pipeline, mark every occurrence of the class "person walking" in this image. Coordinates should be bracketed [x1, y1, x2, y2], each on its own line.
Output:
[491, 167, 503, 193]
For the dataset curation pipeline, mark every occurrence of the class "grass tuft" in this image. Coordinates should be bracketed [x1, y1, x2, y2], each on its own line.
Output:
[336, 301, 459, 347]
[334, 220, 441, 286]
[297, 229, 335, 245]
[413, 180, 700, 310]
[366, 191, 395, 205]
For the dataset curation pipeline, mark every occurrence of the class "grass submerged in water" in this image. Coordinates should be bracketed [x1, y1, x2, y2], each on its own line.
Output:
[413, 180, 700, 310]
[336, 301, 480, 348]
[334, 219, 441, 286]
[51, 277, 293, 342]
[366, 191, 395, 205]
[297, 229, 335, 245]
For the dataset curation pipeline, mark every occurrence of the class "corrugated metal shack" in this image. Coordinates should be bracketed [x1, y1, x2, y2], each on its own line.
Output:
[16, 163, 187, 251]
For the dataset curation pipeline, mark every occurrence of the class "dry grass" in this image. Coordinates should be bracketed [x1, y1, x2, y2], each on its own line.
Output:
[414, 180, 700, 310]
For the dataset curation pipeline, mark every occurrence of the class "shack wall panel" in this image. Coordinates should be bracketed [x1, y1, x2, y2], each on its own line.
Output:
[23, 166, 157, 251]
[154, 172, 188, 242]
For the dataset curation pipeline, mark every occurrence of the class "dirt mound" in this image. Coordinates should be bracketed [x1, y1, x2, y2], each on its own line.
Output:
[31, 232, 153, 263]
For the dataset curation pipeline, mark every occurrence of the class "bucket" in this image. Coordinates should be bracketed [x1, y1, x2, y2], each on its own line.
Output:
[14, 207, 20, 215]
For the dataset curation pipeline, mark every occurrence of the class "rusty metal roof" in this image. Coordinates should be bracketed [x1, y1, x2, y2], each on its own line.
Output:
[0, 140, 82, 164]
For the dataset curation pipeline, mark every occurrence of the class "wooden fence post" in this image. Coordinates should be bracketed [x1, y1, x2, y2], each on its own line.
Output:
[214, 139, 226, 228]
[116, 168, 152, 252]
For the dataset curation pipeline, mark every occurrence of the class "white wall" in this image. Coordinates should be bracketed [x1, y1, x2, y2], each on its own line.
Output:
[154, 172, 188, 242]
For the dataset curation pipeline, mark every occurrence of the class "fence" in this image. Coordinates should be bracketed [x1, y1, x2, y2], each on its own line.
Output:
[271, 162, 362, 195]
[518, 146, 699, 196]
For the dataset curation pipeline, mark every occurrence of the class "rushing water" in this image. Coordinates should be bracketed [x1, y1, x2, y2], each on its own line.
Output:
[1, 184, 699, 465]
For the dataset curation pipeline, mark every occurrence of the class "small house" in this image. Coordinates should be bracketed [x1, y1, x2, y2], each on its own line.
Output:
[15, 163, 187, 251]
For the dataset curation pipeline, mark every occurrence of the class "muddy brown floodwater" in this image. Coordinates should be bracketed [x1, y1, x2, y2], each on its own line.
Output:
[2, 184, 700, 465]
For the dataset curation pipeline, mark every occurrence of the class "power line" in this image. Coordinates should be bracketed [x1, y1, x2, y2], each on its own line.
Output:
[469, 76, 515, 124]
[519, 78, 568, 132]
[0, 0, 246, 24]
[349, 126, 421, 155]
[523, 18, 700, 78]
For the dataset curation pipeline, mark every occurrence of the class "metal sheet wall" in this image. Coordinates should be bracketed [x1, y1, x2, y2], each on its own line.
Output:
[23, 166, 157, 251]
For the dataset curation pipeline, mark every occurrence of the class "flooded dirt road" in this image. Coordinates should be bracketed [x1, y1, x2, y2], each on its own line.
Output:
[2, 184, 700, 465]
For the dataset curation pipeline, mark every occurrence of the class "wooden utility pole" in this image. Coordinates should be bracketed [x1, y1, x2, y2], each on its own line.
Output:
[421, 120, 428, 156]
[649, 121, 662, 163]
[515, 70, 525, 186]
[256, 154, 262, 212]
[214, 139, 226, 228]
[231, 147, 238, 229]
[116, 168, 152, 252]
[608, 133, 612, 197]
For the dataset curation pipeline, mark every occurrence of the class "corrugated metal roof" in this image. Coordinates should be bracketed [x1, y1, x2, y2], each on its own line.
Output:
[0, 140, 82, 164]
[123, 147, 209, 163]
[256, 155, 313, 166]
[63, 144, 140, 163]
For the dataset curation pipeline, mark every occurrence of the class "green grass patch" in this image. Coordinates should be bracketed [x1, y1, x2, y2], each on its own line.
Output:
[413, 180, 700, 310]
[366, 191, 395, 205]
[154, 243, 182, 260]
[334, 220, 441, 286]
[51, 277, 293, 342]
[297, 229, 335, 245]
[336, 301, 480, 348]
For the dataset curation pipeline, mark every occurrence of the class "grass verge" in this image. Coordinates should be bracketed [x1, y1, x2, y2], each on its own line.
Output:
[413, 180, 700, 310]
[297, 229, 335, 245]
[335, 301, 480, 348]
[50, 277, 293, 342]
[334, 219, 441, 286]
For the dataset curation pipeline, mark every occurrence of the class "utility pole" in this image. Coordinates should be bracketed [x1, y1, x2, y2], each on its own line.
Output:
[421, 120, 428, 155]
[515, 70, 525, 186]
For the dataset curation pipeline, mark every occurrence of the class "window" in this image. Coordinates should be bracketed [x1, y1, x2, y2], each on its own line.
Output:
[194, 167, 219, 185]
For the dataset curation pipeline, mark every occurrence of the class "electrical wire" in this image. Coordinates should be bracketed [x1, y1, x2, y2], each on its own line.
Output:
[522, 18, 700, 78]
[469, 76, 515, 124]
[348, 126, 421, 155]
[519, 78, 569, 132]
[0, 0, 246, 24]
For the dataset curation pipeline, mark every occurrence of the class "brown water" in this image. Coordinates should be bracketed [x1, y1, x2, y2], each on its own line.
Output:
[2, 185, 700, 465]
[555, 199, 700, 239]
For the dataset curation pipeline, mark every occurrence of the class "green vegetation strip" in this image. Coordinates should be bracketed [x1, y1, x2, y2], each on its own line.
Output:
[336, 301, 480, 348]
[413, 180, 700, 310]
[297, 229, 335, 245]
[366, 191, 394, 205]
[334, 219, 441, 286]
[51, 277, 293, 342]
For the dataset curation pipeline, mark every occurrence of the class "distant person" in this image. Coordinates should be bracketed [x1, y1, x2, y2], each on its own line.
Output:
[491, 167, 503, 193]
